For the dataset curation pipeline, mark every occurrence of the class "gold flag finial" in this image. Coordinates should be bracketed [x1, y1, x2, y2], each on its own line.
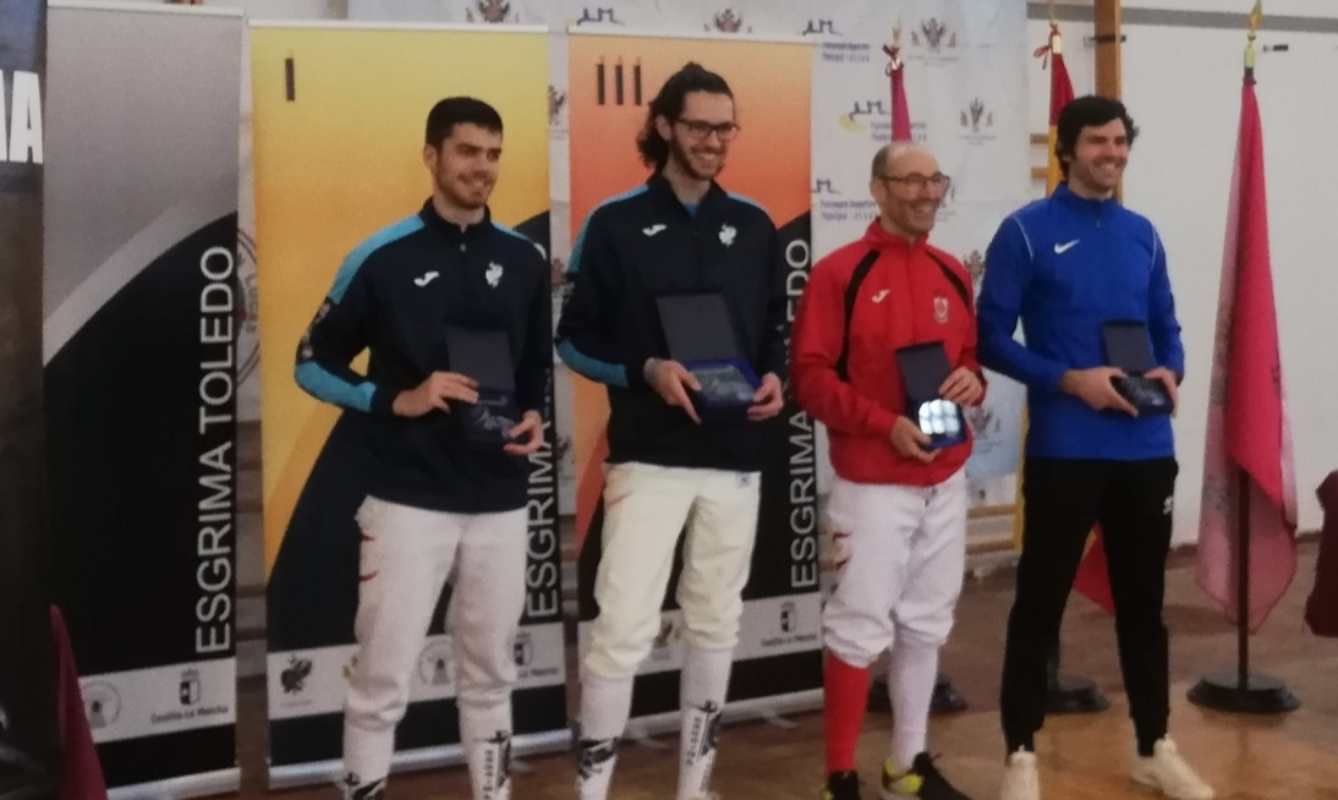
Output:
[1246, 1, 1262, 70]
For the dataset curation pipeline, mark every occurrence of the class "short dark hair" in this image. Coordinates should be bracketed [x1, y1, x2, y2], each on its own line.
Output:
[1055, 95, 1138, 177]
[636, 62, 734, 171]
[425, 96, 503, 149]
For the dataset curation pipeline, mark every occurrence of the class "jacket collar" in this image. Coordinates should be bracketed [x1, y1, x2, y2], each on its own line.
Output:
[418, 198, 493, 241]
[860, 218, 929, 254]
[646, 171, 728, 219]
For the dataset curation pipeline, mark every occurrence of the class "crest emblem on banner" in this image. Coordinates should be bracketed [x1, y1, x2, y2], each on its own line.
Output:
[179, 669, 201, 706]
[281, 655, 313, 694]
[961, 98, 995, 133]
[934, 295, 950, 324]
[548, 85, 567, 125]
[913, 18, 958, 51]
[707, 8, 750, 34]
[466, 0, 514, 24]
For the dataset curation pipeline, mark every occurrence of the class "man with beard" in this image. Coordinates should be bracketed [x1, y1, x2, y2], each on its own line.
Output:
[556, 63, 787, 800]
[296, 97, 549, 800]
[978, 96, 1213, 800]
[792, 143, 981, 800]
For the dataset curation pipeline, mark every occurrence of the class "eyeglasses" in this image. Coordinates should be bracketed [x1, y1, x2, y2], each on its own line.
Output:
[877, 172, 952, 193]
[674, 118, 741, 142]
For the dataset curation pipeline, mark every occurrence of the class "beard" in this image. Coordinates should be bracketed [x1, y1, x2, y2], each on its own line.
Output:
[667, 133, 724, 181]
[437, 167, 492, 210]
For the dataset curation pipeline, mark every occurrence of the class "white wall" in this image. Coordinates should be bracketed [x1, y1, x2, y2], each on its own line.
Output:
[1029, 2, 1338, 542]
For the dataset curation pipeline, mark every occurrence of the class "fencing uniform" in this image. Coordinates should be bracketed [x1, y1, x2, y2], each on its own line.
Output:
[556, 174, 787, 800]
[791, 220, 980, 796]
[296, 200, 550, 799]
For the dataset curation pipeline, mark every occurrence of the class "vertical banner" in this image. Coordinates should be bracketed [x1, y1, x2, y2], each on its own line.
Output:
[804, 0, 1030, 508]
[568, 31, 821, 730]
[43, 4, 243, 797]
[252, 23, 565, 787]
[0, 0, 58, 775]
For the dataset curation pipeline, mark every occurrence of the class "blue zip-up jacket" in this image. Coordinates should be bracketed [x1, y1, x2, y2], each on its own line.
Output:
[977, 183, 1184, 460]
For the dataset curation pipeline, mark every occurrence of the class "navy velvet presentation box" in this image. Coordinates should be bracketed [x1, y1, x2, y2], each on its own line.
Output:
[444, 325, 519, 445]
[895, 341, 967, 449]
[1101, 320, 1173, 415]
[656, 293, 760, 421]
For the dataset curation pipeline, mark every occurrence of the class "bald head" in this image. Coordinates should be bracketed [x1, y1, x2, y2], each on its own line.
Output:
[870, 142, 938, 180]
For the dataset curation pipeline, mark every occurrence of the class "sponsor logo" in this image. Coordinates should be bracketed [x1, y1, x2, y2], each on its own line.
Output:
[1054, 239, 1080, 255]
[872, 289, 890, 304]
[513, 632, 534, 667]
[83, 681, 122, 729]
[718, 223, 737, 247]
[961, 98, 995, 133]
[913, 18, 958, 52]
[465, 0, 515, 24]
[413, 270, 440, 287]
[418, 640, 455, 688]
[707, 8, 750, 33]
[963, 250, 986, 289]
[779, 601, 797, 634]
[839, 98, 889, 134]
[575, 6, 624, 26]
[642, 223, 667, 237]
[280, 655, 313, 694]
[801, 18, 842, 36]
[812, 178, 840, 196]
[934, 295, 950, 324]
[485, 261, 504, 288]
[179, 668, 201, 707]
[548, 85, 567, 126]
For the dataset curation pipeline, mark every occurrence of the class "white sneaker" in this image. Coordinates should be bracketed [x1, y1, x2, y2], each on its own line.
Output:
[998, 748, 1040, 800]
[1132, 738, 1215, 799]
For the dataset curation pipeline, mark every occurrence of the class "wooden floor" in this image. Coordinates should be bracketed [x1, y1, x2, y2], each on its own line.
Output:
[237, 541, 1338, 799]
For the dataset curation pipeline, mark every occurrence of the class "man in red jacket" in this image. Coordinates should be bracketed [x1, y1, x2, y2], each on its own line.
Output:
[793, 143, 984, 800]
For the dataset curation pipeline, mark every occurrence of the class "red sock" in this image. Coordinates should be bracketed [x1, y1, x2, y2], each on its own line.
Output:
[824, 650, 871, 774]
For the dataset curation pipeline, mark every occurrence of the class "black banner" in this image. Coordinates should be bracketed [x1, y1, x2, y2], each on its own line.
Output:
[0, 0, 57, 779]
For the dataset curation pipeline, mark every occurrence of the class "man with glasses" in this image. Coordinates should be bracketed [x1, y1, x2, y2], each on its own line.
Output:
[792, 142, 982, 800]
[556, 62, 787, 800]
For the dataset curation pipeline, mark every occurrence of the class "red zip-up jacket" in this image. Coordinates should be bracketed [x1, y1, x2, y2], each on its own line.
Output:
[792, 221, 984, 486]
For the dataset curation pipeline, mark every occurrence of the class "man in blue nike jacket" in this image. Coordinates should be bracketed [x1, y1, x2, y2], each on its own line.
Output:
[978, 96, 1213, 800]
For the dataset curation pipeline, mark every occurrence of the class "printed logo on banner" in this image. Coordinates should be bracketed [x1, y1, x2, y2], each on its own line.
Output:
[779, 600, 796, 633]
[513, 631, 534, 668]
[465, 0, 517, 24]
[838, 98, 889, 138]
[960, 98, 997, 144]
[912, 18, 958, 52]
[574, 6, 624, 26]
[418, 640, 455, 689]
[280, 655, 313, 695]
[83, 682, 122, 730]
[800, 18, 842, 37]
[811, 178, 840, 196]
[548, 86, 567, 128]
[705, 8, 751, 34]
[179, 668, 201, 707]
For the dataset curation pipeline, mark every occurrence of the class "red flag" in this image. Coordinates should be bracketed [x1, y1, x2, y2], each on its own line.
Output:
[884, 44, 912, 142]
[1197, 72, 1298, 631]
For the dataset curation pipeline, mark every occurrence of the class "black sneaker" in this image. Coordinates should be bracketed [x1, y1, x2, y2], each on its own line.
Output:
[880, 753, 971, 799]
[821, 770, 862, 800]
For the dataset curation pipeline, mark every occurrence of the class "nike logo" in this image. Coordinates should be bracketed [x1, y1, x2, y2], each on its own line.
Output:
[872, 289, 890, 303]
[413, 270, 440, 287]
[642, 224, 667, 237]
[1054, 239, 1080, 254]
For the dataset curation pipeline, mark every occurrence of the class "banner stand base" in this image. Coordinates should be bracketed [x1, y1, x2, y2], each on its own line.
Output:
[1188, 671, 1300, 714]
[267, 729, 571, 790]
[108, 767, 239, 800]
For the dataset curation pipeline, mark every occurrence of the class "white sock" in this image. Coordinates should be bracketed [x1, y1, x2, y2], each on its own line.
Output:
[342, 718, 393, 798]
[678, 646, 733, 800]
[577, 670, 634, 800]
[459, 702, 512, 800]
[887, 638, 940, 770]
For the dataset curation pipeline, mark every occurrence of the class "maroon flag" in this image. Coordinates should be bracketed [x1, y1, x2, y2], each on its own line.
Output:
[1197, 70, 1297, 631]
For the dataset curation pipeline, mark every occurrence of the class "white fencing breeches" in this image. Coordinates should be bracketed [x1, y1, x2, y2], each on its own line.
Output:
[342, 496, 527, 798]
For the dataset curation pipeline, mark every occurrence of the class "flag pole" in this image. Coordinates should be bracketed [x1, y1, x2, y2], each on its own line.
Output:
[1188, 1, 1298, 713]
